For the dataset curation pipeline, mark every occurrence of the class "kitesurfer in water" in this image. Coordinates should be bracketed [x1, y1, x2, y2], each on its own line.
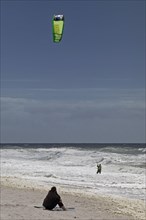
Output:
[96, 164, 102, 174]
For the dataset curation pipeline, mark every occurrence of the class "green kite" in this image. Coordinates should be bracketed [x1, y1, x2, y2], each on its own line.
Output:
[52, 15, 64, 43]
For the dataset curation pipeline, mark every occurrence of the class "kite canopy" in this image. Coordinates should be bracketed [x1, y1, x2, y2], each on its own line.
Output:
[52, 15, 64, 43]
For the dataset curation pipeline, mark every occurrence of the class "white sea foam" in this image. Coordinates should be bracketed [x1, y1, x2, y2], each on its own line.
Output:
[1, 145, 145, 200]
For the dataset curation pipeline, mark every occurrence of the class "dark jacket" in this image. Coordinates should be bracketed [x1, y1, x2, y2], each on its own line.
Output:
[43, 189, 63, 210]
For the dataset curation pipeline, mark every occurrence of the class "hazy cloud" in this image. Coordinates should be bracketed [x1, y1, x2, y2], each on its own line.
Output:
[1, 88, 145, 143]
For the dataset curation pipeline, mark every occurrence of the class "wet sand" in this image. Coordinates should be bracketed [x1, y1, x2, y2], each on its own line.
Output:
[1, 182, 145, 220]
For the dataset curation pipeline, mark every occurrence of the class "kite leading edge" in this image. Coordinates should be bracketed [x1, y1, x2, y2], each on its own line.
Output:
[52, 15, 64, 43]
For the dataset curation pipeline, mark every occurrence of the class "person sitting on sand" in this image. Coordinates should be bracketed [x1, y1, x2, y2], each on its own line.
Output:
[43, 186, 66, 211]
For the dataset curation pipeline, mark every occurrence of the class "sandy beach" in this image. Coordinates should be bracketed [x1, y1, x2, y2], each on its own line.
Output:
[1, 178, 145, 220]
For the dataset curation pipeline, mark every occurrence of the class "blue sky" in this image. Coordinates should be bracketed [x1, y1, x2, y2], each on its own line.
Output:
[1, 0, 145, 143]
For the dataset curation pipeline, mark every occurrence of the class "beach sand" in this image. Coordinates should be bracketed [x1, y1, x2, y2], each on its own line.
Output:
[0, 178, 145, 220]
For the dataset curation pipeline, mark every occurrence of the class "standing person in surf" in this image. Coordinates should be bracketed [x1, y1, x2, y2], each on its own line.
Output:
[96, 164, 102, 174]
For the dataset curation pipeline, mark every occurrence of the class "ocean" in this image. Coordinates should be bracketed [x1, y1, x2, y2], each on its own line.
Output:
[1, 143, 146, 200]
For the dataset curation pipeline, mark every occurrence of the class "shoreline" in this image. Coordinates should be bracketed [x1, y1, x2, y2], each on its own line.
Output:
[1, 177, 146, 220]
